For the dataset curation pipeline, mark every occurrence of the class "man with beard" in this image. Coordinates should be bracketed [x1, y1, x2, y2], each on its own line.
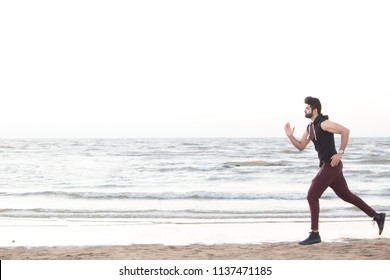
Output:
[284, 96, 386, 245]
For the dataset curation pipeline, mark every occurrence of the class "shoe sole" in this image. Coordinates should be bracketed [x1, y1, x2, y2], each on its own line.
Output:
[378, 213, 386, 235]
[298, 240, 322, 245]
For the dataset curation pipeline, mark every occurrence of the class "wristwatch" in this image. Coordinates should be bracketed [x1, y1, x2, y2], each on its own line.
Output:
[338, 150, 344, 154]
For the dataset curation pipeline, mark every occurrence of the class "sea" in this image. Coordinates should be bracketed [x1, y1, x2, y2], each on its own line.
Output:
[0, 137, 389, 246]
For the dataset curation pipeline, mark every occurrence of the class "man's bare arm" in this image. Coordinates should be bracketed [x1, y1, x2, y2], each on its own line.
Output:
[284, 122, 311, 151]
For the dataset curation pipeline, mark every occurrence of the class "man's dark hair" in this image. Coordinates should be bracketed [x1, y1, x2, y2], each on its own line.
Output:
[305, 96, 322, 114]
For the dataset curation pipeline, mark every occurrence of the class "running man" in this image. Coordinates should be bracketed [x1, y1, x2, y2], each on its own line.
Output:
[284, 96, 386, 245]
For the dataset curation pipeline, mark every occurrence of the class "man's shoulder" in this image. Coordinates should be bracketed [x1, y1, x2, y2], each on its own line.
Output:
[319, 119, 332, 129]
[320, 119, 344, 134]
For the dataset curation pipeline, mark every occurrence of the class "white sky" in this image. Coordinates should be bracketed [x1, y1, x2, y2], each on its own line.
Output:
[1, 0, 389, 138]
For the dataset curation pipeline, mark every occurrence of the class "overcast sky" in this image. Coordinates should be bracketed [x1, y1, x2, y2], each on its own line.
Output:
[1, 1, 389, 138]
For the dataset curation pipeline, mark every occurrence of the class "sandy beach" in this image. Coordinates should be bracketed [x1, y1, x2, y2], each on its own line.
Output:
[1, 238, 389, 260]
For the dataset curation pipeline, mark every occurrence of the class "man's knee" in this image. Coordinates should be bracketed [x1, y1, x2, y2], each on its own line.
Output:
[307, 189, 320, 202]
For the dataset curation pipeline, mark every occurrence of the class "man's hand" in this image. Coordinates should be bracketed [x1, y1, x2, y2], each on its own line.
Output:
[284, 122, 295, 138]
[330, 153, 343, 167]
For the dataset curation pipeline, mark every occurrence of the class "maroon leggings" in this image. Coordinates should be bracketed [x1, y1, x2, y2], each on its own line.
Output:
[307, 162, 376, 231]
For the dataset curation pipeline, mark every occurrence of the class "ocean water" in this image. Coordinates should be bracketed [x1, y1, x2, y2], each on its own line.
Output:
[0, 138, 389, 246]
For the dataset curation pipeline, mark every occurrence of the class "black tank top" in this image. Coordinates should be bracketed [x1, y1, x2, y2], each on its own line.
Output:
[307, 114, 337, 166]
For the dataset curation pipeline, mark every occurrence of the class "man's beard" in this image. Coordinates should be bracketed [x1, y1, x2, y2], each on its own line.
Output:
[305, 112, 313, 119]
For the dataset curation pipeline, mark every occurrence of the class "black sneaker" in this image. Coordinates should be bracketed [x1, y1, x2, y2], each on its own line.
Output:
[373, 213, 386, 235]
[299, 231, 321, 245]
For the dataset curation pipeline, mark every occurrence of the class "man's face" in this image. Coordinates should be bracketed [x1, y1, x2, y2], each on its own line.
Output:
[305, 104, 313, 119]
